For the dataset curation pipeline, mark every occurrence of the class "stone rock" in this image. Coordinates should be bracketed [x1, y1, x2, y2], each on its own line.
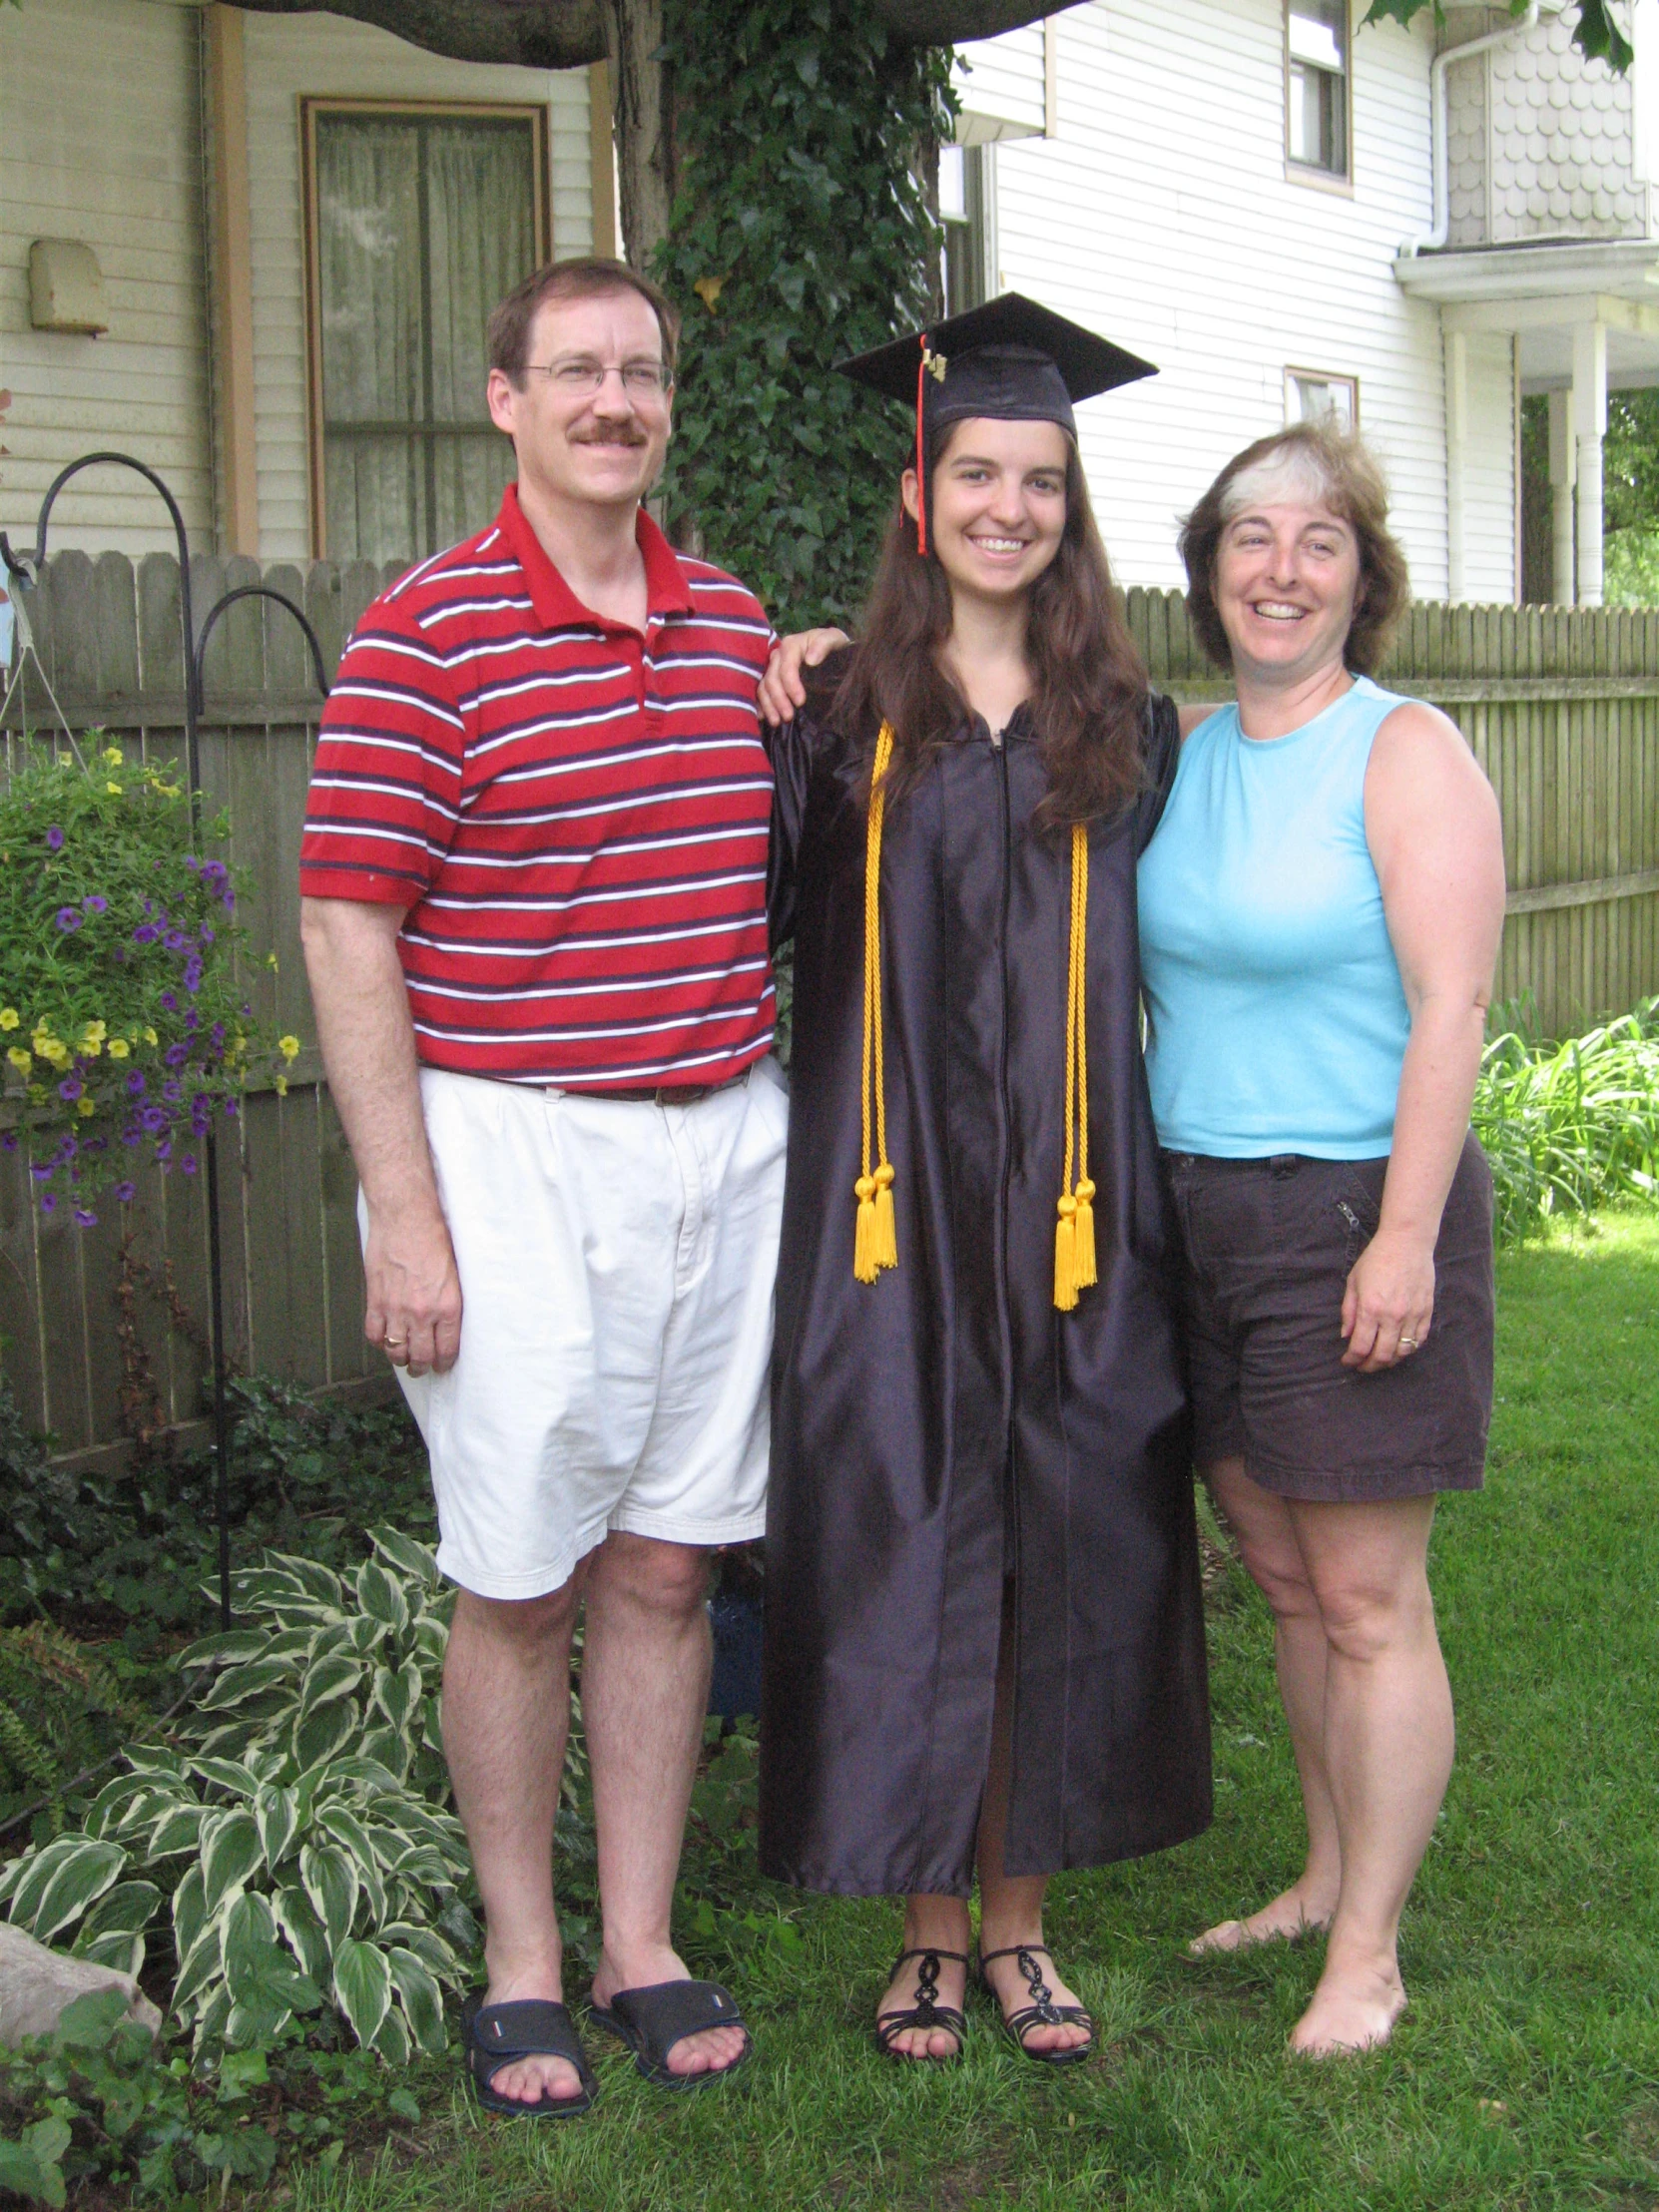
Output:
[0, 1924, 162, 2046]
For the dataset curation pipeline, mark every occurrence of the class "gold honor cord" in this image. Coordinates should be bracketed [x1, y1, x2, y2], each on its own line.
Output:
[854, 722, 898, 1284]
[1054, 822, 1097, 1312]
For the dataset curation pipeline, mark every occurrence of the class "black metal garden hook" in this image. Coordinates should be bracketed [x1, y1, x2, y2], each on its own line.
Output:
[3, 451, 332, 1633]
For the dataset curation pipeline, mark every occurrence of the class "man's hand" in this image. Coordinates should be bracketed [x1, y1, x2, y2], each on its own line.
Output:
[300, 894, 463, 1376]
[759, 627, 849, 726]
[1340, 1227, 1434, 1373]
[364, 1200, 462, 1378]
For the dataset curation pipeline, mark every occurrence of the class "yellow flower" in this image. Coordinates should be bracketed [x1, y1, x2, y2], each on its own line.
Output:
[103, 747, 123, 767]
[267, 953, 280, 972]
[143, 1026, 158, 1047]
[277, 1035, 300, 1062]
[6, 1046, 31, 1074]
[275, 1075, 288, 1098]
[107, 1037, 130, 1060]
[76, 1096, 96, 1118]
[80, 1021, 106, 1056]
[0, 1009, 17, 1030]
[105, 781, 121, 796]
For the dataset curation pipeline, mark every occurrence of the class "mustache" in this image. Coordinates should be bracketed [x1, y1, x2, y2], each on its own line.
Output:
[570, 424, 650, 448]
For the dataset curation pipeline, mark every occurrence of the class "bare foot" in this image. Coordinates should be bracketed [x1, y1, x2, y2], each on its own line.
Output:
[979, 1941, 1093, 2057]
[1188, 1884, 1335, 1957]
[591, 1946, 749, 2080]
[876, 1949, 967, 2062]
[474, 1972, 586, 2106]
[1288, 1958, 1406, 2057]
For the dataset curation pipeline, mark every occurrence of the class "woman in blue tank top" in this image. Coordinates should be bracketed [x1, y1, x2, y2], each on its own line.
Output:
[1138, 421, 1507, 2057]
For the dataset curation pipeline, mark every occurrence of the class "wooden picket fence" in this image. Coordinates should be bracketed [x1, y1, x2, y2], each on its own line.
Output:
[2, 553, 1657, 1465]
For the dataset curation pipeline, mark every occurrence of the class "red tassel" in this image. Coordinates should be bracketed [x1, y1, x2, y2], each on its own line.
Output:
[914, 340, 928, 557]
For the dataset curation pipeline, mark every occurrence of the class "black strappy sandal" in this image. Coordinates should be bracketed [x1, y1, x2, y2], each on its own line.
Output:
[873, 1946, 968, 2064]
[977, 1943, 1096, 2067]
[460, 1992, 598, 2117]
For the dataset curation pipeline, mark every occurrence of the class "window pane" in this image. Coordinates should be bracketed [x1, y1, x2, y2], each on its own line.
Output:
[1289, 57, 1346, 171]
[1289, 3, 1345, 72]
[1289, 372, 1356, 429]
[313, 110, 539, 562]
[938, 143, 968, 222]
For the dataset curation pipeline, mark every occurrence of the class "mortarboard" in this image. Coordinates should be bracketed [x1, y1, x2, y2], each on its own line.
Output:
[836, 292, 1157, 555]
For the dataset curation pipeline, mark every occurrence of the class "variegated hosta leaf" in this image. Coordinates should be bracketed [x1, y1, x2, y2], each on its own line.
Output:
[124, 1745, 188, 1780]
[369, 1525, 440, 1591]
[387, 1946, 446, 2053]
[9, 1838, 127, 1944]
[178, 1628, 270, 1671]
[332, 1936, 391, 2050]
[355, 1559, 409, 1636]
[190, 1756, 262, 1800]
[171, 1914, 227, 2019]
[146, 1802, 212, 1860]
[81, 1774, 156, 1840]
[378, 1922, 465, 1988]
[199, 1658, 292, 1713]
[316, 1807, 386, 1926]
[371, 2003, 411, 2067]
[78, 1880, 162, 1942]
[173, 1862, 208, 1964]
[373, 1660, 423, 1739]
[77, 1928, 146, 1977]
[191, 1980, 233, 2057]
[273, 1885, 330, 1984]
[255, 1785, 299, 1875]
[201, 1812, 262, 1915]
[299, 1842, 358, 1952]
[268, 1552, 346, 1608]
[296, 1654, 362, 1719]
[293, 1697, 358, 1773]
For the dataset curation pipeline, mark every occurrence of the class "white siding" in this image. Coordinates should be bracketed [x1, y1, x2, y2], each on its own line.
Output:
[983, 0, 1452, 596]
[1460, 329, 1516, 601]
[0, 0, 212, 557]
[955, 24, 1047, 140]
[242, 12, 593, 561]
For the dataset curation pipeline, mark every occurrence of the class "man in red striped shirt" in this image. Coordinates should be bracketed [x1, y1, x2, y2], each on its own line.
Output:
[300, 260, 783, 2112]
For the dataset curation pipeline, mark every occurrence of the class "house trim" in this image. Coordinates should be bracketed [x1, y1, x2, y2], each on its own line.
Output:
[205, 4, 258, 556]
[589, 61, 617, 258]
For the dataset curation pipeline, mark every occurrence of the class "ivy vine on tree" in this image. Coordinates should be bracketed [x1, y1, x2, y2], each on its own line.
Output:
[652, 0, 955, 633]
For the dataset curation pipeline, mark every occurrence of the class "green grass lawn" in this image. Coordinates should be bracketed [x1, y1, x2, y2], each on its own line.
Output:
[289, 1217, 1659, 2212]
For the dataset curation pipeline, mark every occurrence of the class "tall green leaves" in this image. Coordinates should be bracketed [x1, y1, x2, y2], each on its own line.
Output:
[1476, 999, 1659, 1243]
[655, 0, 955, 631]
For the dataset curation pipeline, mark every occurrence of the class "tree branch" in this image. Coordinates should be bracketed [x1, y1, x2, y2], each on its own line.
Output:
[226, 0, 607, 70]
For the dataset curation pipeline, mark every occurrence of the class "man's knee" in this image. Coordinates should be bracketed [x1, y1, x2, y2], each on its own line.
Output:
[451, 1574, 583, 1660]
[590, 1532, 712, 1622]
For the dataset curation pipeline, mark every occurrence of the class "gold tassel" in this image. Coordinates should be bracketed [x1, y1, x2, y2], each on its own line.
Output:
[1055, 823, 1093, 1312]
[855, 725, 898, 1284]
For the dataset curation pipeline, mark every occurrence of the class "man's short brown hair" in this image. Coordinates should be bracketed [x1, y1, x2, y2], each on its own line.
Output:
[1178, 419, 1411, 677]
[487, 258, 681, 383]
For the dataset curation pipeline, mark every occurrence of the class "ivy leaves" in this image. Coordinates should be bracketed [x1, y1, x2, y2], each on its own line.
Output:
[655, 0, 956, 631]
[1360, 0, 1632, 72]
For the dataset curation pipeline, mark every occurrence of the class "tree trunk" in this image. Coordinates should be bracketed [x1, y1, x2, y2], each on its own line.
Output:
[604, 0, 675, 270]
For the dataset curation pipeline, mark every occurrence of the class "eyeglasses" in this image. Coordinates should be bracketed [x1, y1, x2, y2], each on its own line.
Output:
[523, 358, 673, 398]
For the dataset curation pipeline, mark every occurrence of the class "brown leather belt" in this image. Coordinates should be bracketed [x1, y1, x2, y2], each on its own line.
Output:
[550, 1070, 746, 1108]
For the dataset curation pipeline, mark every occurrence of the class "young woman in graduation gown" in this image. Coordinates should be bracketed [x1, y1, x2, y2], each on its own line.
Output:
[759, 297, 1213, 2064]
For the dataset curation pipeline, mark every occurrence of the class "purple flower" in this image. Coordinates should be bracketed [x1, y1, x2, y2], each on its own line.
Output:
[160, 991, 178, 1013]
[184, 1009, 200, 1032]
[114, 1181, 136, 1204]
[211, 1023, 226, 1046]
[29, 1163, 53, 1183]
[126, 1071, 146, 1096]
[132, 923, 159, 945]
[164, 930, 191, 955]
[222, 888, 236, 911]
[164, 1044, 188, 1069]
[180, 1154, 198, 1176]
[55, 1135, 78, 1162]
[84, 1137, 106, 1155]
[0, 1132, 15, 1153]
[57, 1078, 82, 1103]
[74, 1208, 97, 1229]
[162, 1079, 182, 1102]
[45, 827, 64, 850]
[156, 1141, 173, 1164]
[184, 962, 204, 994]
[83, 895, 107, 914]
[39, 1192, 56, 1214]
[140, 1105, 166, 1134]
[200, 925, 216, 945]
[224, 1097, 239, 1118]
[121, 1126, 143, 1148]
[55, 907, 83, 933]
[201, 860, 227, 886]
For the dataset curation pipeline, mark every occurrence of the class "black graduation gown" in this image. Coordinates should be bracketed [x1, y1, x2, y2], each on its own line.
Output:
[759, 680, 1212, 1896]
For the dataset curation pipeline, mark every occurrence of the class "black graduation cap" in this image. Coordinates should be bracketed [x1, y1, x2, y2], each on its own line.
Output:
[836, 292, 1157, 555]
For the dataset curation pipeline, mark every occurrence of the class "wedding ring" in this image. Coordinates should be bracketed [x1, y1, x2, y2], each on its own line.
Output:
[1398, 1336, 1418, 1350]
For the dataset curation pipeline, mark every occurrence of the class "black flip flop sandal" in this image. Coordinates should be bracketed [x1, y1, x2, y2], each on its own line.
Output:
[588, 1978, 752, 2089]
[873, 1946, 968, 2063]
[977, 1943, 1095, 2067]
[461, 1992, 598, 2117]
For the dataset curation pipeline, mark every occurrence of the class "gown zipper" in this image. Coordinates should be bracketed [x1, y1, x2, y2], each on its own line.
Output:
[992, 726, 1019, 1581]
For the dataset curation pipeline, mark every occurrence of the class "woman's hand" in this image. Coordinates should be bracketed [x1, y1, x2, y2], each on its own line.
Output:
[759, 627, 850, 726]
[1341, 1227, 1435, 1372]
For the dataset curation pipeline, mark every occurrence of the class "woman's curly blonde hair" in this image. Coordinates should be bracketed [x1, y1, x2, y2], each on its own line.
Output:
[1178, 419, 1411, 677]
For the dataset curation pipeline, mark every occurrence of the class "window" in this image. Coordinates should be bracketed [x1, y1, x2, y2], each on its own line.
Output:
[939, 143, 994, 316]
[1286, 368, 1359, 429]
[303, 101, 549, 563]
[1287, 0, 1350, 179]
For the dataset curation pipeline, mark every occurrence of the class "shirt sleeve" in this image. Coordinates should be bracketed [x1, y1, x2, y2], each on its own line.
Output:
[297, 597, 466, 907]
[1135, 691, 1183, 856]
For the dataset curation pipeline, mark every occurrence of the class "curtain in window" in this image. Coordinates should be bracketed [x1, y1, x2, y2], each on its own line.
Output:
[315, 113, 539, 563]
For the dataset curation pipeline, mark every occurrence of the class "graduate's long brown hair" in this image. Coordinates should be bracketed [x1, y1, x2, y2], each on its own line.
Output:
[832, 423, 1149, 830]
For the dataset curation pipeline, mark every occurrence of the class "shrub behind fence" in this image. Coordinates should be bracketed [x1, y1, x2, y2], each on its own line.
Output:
[3, 554, 1657, 1462]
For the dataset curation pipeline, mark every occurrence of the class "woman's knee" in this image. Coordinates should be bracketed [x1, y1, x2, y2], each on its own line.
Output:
[1308, 1562, 1436, 1662]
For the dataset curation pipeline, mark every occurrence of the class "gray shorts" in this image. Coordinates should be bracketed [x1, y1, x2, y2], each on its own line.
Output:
[1161, 1134, 1494, 1502]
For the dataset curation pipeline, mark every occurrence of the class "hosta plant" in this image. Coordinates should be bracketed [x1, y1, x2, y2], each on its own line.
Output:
[0, 1530, 485, 2064]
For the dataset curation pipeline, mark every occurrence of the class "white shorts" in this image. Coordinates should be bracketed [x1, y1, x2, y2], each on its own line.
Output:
[376, 1058, 789, 1600]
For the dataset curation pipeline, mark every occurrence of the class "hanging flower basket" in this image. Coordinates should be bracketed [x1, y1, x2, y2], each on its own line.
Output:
[0, 740, 294, 1226]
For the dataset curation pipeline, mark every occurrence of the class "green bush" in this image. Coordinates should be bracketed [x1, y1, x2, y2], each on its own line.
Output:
[1475, 997, 1659, 1242]
[0, 1531, 481, 2064]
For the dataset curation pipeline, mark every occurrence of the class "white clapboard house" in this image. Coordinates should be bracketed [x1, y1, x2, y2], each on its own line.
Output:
[4, 0, 1658, 607]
